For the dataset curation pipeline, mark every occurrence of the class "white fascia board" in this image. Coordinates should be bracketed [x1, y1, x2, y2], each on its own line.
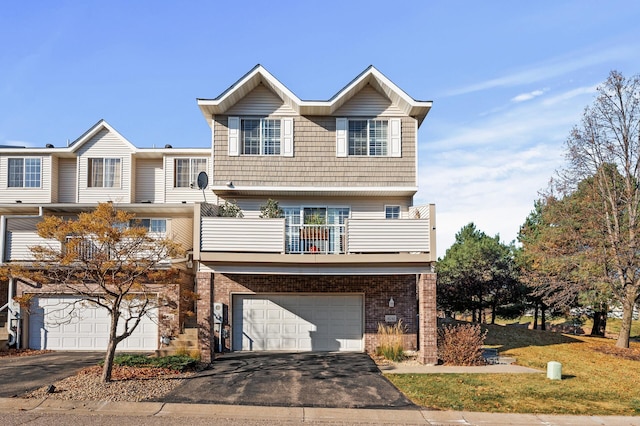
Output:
[197, 65, 302, 117]
[68, 119, 137, 153]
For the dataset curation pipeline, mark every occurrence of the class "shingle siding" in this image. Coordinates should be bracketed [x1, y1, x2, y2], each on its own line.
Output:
[213, 115, 416, 187]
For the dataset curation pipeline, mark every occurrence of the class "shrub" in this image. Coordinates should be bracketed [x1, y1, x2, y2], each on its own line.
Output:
[376, 320, 406, 362]
[108, 353, 199, 371]
[437, 323, 487, 366]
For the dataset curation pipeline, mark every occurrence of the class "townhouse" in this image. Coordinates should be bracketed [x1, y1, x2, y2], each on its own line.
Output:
[1, 65, 438, 364]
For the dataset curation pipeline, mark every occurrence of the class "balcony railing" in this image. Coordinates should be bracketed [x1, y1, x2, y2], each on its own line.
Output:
[199, 217, 432, 255]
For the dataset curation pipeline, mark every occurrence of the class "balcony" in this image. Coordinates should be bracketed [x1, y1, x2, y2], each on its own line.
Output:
[197, 206, 436, 267]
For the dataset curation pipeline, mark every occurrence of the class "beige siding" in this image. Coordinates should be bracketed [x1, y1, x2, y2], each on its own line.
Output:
[212, 115, 416, 187]
[164, 155, 212, 203]
[5, 217, 60, 261]
[76, 129, 133, 203]
[135, 158, 164, 203]
[222, 195, 413, 219]
[0, 155, 52, 203]
[50, 156, 59, 204]
[169, 217, 194, 251]
[334, 86, 405, 117]
[57, 158, 77, 203]
[200, 218, 285, 252]
[225, 85, 297, 116]
[347, 219, 431, 253]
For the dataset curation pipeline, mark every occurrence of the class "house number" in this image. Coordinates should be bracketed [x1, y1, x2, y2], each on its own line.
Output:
[385, 315, 397, 323]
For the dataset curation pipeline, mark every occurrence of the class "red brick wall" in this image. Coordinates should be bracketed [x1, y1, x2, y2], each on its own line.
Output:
[418, 273, 438, 364]
[209, 273, 419, 354]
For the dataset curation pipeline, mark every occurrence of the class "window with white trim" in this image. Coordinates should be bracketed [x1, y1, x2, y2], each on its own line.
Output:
[385, 205, 400, 219]
[130, 218, 167, 235]
[241, 118, 281, 155]
[88, 158, 121, 188]
[349, 120, 388, 156]
[174, 158, 207, 188]
[8, 157, 41, 188]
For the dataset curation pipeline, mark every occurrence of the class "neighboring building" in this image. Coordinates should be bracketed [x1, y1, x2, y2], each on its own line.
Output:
[0, 120, 208, 351]
[1, 65, 437, 365]
[194, 65, 437, 363]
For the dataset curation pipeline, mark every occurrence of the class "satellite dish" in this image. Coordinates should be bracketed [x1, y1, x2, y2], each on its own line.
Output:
[197, 171, 208, 190]
[196, 171, 208, 203]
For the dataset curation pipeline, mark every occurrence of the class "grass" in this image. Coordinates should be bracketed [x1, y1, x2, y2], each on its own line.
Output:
[386, 321, 640, 415]
[103, 353, 199, 372]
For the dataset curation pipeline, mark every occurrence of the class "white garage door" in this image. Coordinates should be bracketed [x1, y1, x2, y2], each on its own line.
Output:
[232, 294, 363, 352]
[28, 296, 158, 351]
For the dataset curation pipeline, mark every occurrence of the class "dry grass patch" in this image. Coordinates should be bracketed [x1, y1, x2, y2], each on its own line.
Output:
[387, 322, 640, 415]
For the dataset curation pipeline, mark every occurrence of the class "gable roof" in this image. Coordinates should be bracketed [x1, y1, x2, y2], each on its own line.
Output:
[197, 65, 432, 125]
[68, 119, 137, 153]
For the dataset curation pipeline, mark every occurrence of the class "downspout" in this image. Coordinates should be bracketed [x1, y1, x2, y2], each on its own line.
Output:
[1, 206, 44, 348]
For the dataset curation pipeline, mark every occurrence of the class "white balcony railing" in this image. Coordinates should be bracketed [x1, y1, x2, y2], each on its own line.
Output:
[200, 217, 431, 254]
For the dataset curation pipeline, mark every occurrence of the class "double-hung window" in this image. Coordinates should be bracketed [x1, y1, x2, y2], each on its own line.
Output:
[336, 118, 400, 158]
[8, 157, 41, 188]
[174, 158, 207, 188]
[130, 218, 167, 235]
[241, 118, 281, 155]
[88, 158, 121, 188]
[348, 120, 388, 156]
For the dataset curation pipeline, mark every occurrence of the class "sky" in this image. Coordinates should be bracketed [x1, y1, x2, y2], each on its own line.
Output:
[2, 1, 640, 257]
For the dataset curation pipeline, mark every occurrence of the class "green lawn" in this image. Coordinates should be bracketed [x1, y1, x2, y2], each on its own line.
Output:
[386, 322, 640, 415]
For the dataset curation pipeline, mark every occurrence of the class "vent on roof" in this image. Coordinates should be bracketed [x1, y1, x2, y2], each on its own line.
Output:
[46, 143, 54, 148]
[165, 144, 172, 149]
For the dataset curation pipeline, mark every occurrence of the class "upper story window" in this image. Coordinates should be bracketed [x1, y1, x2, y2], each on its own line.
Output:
[8, 157, 41, 188]
[385, 205, 400, 219]
[241, 118, 281, 155]
[228, 117, 294, 157]
[349, 120, 388, 156]
[88, 158, 121, 188]
[174, 158, 207, 188]
[336, 118, 401, 158]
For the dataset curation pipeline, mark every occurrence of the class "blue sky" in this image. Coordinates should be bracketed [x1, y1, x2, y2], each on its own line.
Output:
[2, 1, 640, 256]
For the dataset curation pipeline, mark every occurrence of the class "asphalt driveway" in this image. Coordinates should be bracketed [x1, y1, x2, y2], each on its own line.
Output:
[155, 352, 415, 409]
[0, 351, 104, 397]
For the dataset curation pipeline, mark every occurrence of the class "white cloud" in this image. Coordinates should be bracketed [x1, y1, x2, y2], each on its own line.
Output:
[511, 89, 547, 103]
[446, 44, 635, 97]
[415, 83, 599, 256]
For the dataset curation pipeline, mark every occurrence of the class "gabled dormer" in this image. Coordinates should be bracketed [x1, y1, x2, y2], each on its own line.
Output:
[197, 65, 432, 198]
[67, 120, 137, 203]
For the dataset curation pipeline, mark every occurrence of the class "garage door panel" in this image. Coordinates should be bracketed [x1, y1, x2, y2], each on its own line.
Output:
[233, 294, 363, 352]
[29, 296, 157, 351]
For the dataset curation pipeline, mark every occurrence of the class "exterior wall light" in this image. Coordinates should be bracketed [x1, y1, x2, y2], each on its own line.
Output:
[389, 297, 395, 308]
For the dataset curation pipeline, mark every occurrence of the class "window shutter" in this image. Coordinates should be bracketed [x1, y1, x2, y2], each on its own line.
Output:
[390, 118, 401, 157]
[336, 118, 348, 157]
[228, 117, 240, 156]
[282, 117, 294, 157]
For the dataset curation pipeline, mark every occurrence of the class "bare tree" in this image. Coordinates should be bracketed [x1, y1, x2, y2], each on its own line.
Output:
[9, 203, 183, 382]
[561, 70, 640, 348]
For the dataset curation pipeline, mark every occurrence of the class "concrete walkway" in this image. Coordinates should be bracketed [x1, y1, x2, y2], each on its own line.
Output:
[380, 361, 543, 374]
[1, 398, 638, 425]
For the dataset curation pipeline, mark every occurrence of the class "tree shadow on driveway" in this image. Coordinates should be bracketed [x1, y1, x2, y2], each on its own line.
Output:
[152, 352, 416, 409]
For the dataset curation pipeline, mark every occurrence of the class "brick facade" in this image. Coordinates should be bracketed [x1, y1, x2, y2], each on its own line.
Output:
[196, 272, 426, 362]
[417, 273, 438, 364]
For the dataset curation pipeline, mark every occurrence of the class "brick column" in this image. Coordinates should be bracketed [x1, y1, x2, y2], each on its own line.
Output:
[196, 271, 214, 363]
[418, 273, 437, 364]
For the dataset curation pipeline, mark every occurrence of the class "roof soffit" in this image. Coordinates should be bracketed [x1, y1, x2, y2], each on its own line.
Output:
[198, 65, 432, 125]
